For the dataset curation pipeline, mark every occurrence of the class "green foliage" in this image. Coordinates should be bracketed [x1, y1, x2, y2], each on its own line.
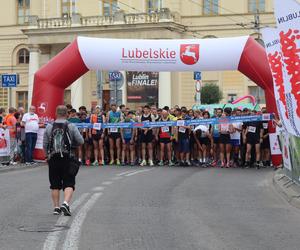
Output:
[200, 83, 223, 104]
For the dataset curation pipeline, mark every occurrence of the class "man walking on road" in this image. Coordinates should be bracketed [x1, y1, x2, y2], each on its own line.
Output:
[43, 105, 84, 216]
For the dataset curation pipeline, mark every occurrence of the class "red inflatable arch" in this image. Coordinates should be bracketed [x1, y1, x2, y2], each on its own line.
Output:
[32, 36, 281, 165]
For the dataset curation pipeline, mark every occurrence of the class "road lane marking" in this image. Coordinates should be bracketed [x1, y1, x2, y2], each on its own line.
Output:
[110, 176, 123, 181]
[42, 192, 90, 250]
[102, 181, 113, 185]
[117, 170, 139, 176]
[125, 168, 154, 177]
[62, 192, 102, 250]
[91, 186, 105, 192]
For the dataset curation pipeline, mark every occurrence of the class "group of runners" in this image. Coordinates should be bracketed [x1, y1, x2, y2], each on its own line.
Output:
[67, 104, 273, 169]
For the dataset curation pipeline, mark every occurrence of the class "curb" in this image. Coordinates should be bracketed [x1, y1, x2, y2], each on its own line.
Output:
[273, 169, 300, 209]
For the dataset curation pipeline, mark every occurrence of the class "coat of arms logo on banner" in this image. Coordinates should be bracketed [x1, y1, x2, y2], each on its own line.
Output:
[180, 44, 200, 65]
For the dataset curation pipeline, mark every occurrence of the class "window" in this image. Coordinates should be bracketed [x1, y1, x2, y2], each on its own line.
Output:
[62, 0, 76, 16]
[18, 49, 29, 64]
[101, 0, 118, 16]
[16, 91, 28, 110]
[228, 93, 237, 103]
[146, 0, 162, 13]
[17, 0, 30, 24]
[203, 0, 219, 15]
[248, 86, 265, 104]
[248, 0, 265, 13]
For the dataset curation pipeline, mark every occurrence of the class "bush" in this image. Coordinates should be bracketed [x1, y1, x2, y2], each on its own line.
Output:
[200, 83, 223, 104]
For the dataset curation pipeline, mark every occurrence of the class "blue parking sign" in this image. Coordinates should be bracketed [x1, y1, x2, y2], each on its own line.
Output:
[1, 74, 19, 87]
[194, 71, 201, 80]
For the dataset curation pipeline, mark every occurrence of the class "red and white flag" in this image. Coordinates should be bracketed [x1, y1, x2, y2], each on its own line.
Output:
[274, 0, 300, 136]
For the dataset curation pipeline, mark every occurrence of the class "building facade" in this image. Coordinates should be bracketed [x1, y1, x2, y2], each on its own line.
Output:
[0, 0, 278, 111]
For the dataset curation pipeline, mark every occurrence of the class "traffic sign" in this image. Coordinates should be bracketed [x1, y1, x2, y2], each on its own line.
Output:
[1, 74, 19, 88]
[109, 71, 122, 81]
[194, 71, 201, 81]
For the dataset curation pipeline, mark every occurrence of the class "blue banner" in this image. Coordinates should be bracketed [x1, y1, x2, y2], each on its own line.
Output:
[73, 114, 273, 129]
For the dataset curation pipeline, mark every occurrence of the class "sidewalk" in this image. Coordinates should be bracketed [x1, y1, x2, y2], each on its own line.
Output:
[0, 162, 46, 173]
[273, 169, 300, 209]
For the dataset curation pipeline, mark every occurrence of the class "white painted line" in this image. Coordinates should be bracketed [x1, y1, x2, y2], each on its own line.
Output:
[62, 192, 102, 250]
[125, 168, 155, 177]
[42, 192, 90, 250]
[117, 170, 139, 176]
[102, 181, 113, 185]
[110, 176, 123, 181]
[91, 186, 105, 192]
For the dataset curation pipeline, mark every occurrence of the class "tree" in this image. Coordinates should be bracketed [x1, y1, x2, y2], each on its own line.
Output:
[200, 83, 223, 104]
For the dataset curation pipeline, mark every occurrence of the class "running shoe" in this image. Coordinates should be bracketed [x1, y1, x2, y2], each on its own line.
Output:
[109, 160, 114, 165]
[140, 160, 147, 166]
[60, 203, 71, 216]
[85, 159, 90, 166]
[186, 160, 192, 166]
[211, 160, 217, 167]
[53, 207, 61, 215]
[130, 162, 135, 167]
[158, 160, 164, 166]
[98, 160, 104, 166]
[148, 160, 154, 166]
[226, 162, 230, 168]
[168, 160, 175, 167]
[92, 160, 99, 166]
[116, 159, 121, 166]
[220, 161, 225, 168]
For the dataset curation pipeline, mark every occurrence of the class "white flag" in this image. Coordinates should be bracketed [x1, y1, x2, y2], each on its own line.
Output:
[262, 27, 296, 135]
[274, 0, 300, 136]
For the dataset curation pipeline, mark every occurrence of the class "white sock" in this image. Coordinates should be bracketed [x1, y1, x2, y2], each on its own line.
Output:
[63, 201, 69, 206]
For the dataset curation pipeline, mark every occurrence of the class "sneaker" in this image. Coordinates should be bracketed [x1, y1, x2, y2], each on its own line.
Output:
[60, 203, 71, 216]
[92, 160, 99, 166]
[116, 159, 121, 166]
[53, 207, 61, 215]
[168, 160, 175, 167]
[98, 160, 104, 166]
[130, 162, 135, 166]
[211, 160, 217, 167]
[221, 161, 225, 168]
[109, 160, 114, 165]
[31, 161, 37, 165]
[244, 161, 250, 169]
[158, 160, 164, 166]
[10, 161, 18, 165]
[121, 162, 126, 166]
[226, 162, 230, 168]
[186, 160, 192, 166]
[85, 159, 91, 166]
[148, 160, 154, 166]
[140, 160, 147, 166]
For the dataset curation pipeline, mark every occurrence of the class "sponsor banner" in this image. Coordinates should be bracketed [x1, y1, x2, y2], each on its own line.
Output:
[77, 36, 249, 72]
[270, 133, 282, 155]
[274, 0, 300, 136]
[262, 28, 296, 135]
[0, 128, 10, 157]
[126, 71, 159, 103]
[73, 114, 273, 129]
[35, 128, 45, 150]
[281, 132, 292, 171]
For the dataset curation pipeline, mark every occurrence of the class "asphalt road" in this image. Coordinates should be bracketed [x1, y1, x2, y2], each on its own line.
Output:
[1, 165, 300, 250]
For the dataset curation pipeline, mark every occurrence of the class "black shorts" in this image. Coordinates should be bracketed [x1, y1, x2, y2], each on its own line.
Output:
[92, 132, 103, 141]
[140, 131, 153, 144]
[199, 137, 210, 145]
[109, 132, 121, 140]
[213, 137, 220, 144]
[219, 134, 231, 144]
[246, 134, 260, 145]
[159, 137, 171, 144]
[261, 137, 270, 149]
[48, 157, 75, 190]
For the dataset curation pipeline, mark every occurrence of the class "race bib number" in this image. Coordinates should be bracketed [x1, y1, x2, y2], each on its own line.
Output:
[110, 127, 118, 133]
[93, 123, 101, 131]
[162, 126, 169, 133]
[263, 123, 268, 129]
[179, 127, 186, 133]
[248, 126, 256, 133]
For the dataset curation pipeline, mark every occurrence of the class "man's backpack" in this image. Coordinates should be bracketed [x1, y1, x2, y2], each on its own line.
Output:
[48, 122, 71, 158]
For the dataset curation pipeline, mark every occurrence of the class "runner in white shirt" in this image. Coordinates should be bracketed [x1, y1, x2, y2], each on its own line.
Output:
[21, 106, 40, 165]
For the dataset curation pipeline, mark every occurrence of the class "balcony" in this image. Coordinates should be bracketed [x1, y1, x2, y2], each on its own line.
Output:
[28, 9, 178, 29]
